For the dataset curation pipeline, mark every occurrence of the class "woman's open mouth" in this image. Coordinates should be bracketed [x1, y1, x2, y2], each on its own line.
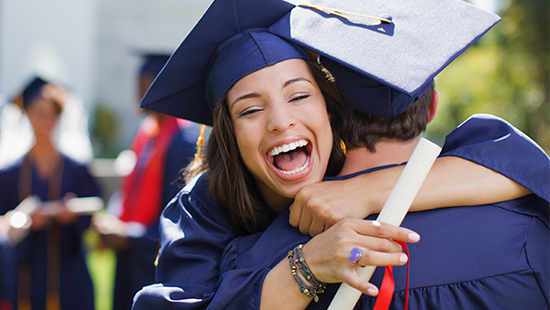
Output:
[267, 139, 312, 178]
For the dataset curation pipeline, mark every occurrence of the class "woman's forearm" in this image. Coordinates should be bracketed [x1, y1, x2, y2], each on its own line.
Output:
[411, 156, 530, 211]
[260, 259, 311, 310]
[351, 155, 530, 214]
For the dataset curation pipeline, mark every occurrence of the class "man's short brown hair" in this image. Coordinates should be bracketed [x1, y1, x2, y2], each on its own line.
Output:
[342, 83, 434, 152]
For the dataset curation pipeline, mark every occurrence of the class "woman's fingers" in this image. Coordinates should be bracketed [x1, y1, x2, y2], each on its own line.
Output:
[352, 247, 408, 268]
[339, 268, 379, 297]
[308, 217, 325, 237]
[288, 200, 303, 228]
[353, 220, 420, 244]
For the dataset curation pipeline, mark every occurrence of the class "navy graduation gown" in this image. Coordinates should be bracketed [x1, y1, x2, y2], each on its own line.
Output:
[132, 114, 549, 309]
[0, 154, 99, 310]
[113, 125, 199, 310]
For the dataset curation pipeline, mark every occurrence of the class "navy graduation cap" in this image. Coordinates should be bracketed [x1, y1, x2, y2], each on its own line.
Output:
[11, 76, 49, 110]
[140, 54, 171, 77]
[23, 76, 48, 109]
[141, 0, 500, 124]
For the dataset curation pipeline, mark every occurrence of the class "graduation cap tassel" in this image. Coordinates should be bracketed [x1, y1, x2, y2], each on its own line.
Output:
[297, 3, 393, 26]
[194, 124, 206, 161]
[181, 124, 207, 185]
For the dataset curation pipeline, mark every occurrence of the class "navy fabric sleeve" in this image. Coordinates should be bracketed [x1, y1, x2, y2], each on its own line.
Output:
[133, 207, 306, 310]
[440, 114, 550, 202]
[525, 210, 550, 305]
[162, 132, 196, 208]
[133, 173, 235, 309]
[199, 210, 310, 310]
[134, 268, 270, 310]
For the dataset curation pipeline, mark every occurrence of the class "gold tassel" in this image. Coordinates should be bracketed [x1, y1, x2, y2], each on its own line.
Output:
[154, 248, 161, 267]
[194, 124, 206, 160]
[340, 139, 347, 157]
[182, 124, 207, 185]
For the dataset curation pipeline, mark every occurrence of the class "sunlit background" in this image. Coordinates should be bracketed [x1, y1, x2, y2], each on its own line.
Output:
[0, 0, 548, 309]
[426, 0, 549, 152]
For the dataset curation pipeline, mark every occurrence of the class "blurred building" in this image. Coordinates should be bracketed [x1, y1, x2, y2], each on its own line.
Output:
[0, 0, 211, 157]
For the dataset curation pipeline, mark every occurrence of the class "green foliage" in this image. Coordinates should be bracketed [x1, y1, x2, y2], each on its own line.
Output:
[91, 104, 119, 158]
[426, 0, 549, 152]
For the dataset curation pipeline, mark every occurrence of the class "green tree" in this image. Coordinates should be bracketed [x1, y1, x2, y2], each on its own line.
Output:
[426, 0, 549, 152]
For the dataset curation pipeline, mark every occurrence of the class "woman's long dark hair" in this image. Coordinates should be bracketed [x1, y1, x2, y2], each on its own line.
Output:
[186, 60, 349, 235]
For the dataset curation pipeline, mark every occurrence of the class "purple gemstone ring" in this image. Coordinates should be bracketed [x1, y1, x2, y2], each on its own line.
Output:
[349, 247, 364, 267]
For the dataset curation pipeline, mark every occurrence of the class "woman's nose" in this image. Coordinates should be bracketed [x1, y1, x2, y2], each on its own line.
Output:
[266, 104, 296, 133]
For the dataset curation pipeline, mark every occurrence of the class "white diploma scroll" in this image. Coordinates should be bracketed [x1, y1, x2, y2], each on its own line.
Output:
[327, 137, 442, 310]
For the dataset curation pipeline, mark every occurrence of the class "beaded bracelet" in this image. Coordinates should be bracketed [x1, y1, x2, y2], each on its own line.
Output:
[287, 245, 326, 302]
[294, 244, 326, 289]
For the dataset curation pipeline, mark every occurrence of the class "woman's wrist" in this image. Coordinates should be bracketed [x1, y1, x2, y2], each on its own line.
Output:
[288, 244, 326, 302]
[358, 167, 402, 215]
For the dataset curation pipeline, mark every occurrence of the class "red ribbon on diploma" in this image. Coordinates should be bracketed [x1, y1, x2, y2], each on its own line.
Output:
[373, 241, 410, 310]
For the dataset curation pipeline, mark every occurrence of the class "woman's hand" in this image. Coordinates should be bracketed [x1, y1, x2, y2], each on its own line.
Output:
[301, 218, 419, 296]
[92, 213, 132, 251]
[289, 169, 401, 237]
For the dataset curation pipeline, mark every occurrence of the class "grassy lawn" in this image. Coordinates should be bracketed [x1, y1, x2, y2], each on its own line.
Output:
[84, 229, 116, 310]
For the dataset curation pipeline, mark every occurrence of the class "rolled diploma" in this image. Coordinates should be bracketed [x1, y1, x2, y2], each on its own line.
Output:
[327, 137, 442, 310]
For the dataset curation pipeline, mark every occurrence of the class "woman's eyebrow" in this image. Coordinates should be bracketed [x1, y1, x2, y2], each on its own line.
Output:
[231, 77, 312, 107]
[283, 77, 312, 89]
[230, 92, 260, 108]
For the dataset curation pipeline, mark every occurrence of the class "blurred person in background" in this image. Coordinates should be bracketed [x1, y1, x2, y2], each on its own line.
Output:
[93, 54, 200, 310]
[0, 76, 101, 310]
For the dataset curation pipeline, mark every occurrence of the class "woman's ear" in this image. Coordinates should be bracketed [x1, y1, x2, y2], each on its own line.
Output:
[428, 88, 438, 123]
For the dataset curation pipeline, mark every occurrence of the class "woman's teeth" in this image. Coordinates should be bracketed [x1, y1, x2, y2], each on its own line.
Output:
[268, 139, 308, 156]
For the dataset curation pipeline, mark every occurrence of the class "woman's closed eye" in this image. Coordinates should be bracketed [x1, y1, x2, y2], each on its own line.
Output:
[238, 106, 264, 118]
[290, 94, 310, 102]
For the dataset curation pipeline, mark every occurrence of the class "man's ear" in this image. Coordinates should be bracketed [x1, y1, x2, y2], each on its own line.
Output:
[428, 88, 438, 123]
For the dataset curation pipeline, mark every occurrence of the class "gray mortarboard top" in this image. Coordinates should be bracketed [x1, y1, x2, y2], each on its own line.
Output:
[270, 0, 501, 117]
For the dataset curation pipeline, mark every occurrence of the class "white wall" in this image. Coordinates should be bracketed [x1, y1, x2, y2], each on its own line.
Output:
[0, 0, 99, 107]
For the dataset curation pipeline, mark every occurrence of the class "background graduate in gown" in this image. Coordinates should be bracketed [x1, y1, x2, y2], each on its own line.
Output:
[0, 76, 100, 310]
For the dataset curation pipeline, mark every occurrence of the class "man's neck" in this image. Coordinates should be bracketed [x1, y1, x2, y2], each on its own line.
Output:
[338, 136, 421, 176]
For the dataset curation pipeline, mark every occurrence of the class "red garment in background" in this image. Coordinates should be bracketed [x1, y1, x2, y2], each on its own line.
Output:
[119, 115, 180, 226]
